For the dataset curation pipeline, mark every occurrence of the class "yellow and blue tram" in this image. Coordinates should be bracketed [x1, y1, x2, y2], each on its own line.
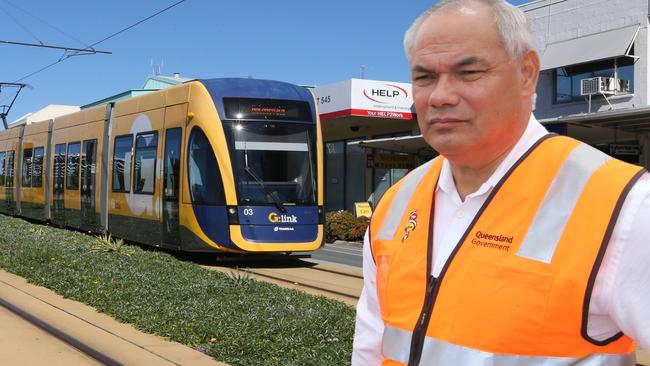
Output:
[0, 78, 324, 253]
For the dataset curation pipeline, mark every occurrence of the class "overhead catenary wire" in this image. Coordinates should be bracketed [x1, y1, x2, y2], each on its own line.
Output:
[84, 0, 187, 50]
[11, 0, 188, 83]
[0, 0, 91, 49]
[0, 3, 43, 45]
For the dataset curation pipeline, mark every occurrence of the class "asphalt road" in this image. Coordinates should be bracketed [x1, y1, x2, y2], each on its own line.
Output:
[304, 242, 363, 268]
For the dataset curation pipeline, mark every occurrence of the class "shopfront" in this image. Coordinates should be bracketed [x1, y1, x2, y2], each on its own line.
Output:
[313, 78, 434, 213]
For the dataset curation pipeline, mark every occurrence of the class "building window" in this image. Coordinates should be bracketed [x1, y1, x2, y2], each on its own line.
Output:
[325, 141, 345, 212]
[133, 132, 158, 194]
[555, 56, 634, 104]
[32, 147, 44, 187]
[112, 135, 133, 192]
[345, 140, 367, 212]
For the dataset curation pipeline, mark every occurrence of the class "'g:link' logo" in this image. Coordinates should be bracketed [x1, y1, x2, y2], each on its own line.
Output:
[268, 212, 298, 224]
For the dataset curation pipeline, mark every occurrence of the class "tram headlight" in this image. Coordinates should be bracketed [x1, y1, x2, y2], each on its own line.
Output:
[318, 206, 324, 224]
[227, 206, 239, 224]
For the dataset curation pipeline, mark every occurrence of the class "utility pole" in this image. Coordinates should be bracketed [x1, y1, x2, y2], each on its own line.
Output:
[0, 40, 111, 127]
[0, 83, 28, 130]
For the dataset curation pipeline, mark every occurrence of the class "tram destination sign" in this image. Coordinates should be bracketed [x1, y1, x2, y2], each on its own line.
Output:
[223, 98, 312, 121]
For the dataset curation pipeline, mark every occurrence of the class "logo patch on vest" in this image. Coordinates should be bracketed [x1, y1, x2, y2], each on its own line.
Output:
[471, 230, 513, 252]
[401, 211, 418, 242]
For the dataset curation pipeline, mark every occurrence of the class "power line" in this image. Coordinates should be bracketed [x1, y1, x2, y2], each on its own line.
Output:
[85, 0, 187, 50]
[0, 3, 43, 44]
[11, 0, 188, 83]
[1, 0, 90, 49]
[14, 59, 68, 83]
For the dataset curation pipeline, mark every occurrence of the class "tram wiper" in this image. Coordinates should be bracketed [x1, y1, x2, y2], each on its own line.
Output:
[244, 166, 287, 213]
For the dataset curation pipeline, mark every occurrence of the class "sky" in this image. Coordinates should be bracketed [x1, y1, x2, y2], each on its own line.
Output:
[0, 0, 529, 124]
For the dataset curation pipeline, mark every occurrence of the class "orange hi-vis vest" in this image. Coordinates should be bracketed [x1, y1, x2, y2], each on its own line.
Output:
[369, 135, 646, 366]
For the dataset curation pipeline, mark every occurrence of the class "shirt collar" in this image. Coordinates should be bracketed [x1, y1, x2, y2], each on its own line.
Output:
[436, 114, 549, 201]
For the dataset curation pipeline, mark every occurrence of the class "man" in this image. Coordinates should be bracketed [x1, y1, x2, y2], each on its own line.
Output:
[352, 0, 650, 365]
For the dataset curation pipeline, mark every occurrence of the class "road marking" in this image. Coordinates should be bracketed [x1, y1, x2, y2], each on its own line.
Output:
[321, 247, 363, 256]
[327, 243, 363, 252]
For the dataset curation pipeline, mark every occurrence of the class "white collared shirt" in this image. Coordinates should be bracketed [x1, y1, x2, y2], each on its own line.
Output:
[352, 115, 650, 366]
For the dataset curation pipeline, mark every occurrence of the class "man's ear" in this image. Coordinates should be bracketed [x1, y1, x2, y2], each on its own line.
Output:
[520, 49, 541, 98]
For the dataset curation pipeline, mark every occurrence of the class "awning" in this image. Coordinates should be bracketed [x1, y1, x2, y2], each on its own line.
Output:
[538, 105, 650, 133]
[540, 25, 639, 71]
[349, 135, 435, 156]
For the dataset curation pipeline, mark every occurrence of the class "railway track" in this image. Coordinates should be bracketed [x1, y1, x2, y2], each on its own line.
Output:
[0, 298, 120, 366]
[202, 256, 363, 306]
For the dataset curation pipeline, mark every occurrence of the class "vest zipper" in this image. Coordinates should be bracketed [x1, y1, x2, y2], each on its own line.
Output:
[401, 136, 554, 365]
[407, 275, 437, 366]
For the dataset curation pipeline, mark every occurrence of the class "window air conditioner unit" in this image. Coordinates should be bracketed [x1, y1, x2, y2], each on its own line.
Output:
[618, 79, 630, 93]
[580, 77, 617, 96]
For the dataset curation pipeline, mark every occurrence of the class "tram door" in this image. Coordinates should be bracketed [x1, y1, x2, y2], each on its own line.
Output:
[52, 144, 66, 224]
[4, 151, 15, 212]
[80, 140, 97, 230]
[162, 128, 182, 247]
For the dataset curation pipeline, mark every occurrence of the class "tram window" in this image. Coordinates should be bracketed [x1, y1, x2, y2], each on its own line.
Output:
[5, 151, 14, 187]
[164, 128, 182, 201]
[66, 142, 81, 190]
[133, 132, 158, 194]
[54, 144, 66, 192]
[112, 135, 133, 192]
[22, 148, 33, 187]
[0, 151, 5, 186]
[32, 147, 44, 187]
[188, 127, 225, 205]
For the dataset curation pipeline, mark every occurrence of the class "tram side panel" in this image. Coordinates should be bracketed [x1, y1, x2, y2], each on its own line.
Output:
[50, 107, 106, 231]
[0, 127, 22, 215]
[178, 82, 235, 252]
[0, 130, 16, 214]
[0, 131, 11, 213]
[159, 102, 187, 249]
[19, 121, 50, 221]
[108, 94, 165, 246]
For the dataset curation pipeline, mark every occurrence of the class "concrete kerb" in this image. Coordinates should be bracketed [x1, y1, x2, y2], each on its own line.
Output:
[329, 240, 363, 249]
[0, 269, 227, 366]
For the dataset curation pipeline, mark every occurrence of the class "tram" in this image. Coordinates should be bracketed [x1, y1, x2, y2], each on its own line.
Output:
[0, 78, 324, 253]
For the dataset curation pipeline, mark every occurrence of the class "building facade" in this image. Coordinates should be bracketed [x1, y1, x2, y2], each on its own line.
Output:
[312, 79, 428, 213]
[523, 0, 650, 166]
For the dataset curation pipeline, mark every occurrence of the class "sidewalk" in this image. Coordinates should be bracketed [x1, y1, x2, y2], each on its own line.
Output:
[0, 269, 227, 366]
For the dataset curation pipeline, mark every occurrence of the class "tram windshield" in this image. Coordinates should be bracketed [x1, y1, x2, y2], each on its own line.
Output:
[224, 121, 317, 205]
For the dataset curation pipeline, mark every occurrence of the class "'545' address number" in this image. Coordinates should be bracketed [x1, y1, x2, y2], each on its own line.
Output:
[316, 95, 331, 104]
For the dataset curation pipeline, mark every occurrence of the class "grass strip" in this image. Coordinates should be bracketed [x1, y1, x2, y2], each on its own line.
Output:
[0, 215, 355, 366]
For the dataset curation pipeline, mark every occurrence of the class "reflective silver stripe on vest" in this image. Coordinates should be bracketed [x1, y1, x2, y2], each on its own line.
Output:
[516, 143, 611, 263]
[376, 159, 435, 241]
[383, 325, 635, 365]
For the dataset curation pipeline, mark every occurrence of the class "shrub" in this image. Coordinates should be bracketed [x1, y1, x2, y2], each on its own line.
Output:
[347, 217, 369, 242]
[325, 210, 357, 242]
[91, 233, 134, 256]
[325, 211, 368, 242]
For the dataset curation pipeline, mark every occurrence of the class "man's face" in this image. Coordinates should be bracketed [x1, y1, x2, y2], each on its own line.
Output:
[411, 4, 532, 165]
